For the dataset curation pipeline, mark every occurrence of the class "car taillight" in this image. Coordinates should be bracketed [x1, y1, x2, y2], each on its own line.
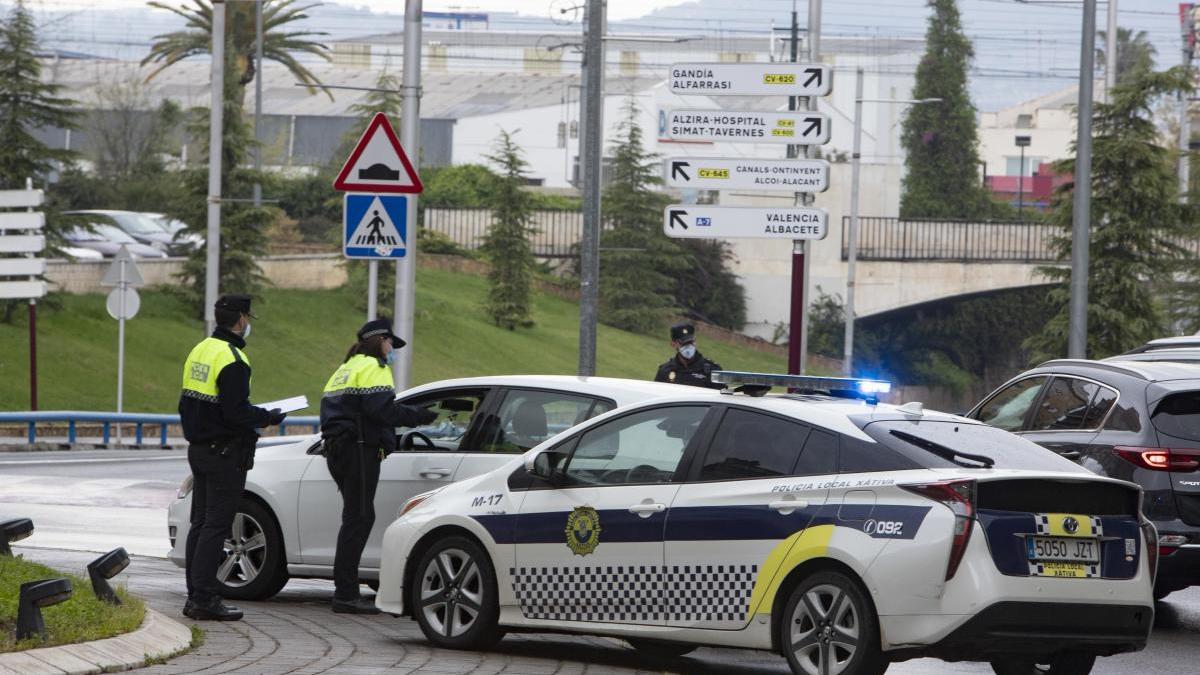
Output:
[901, 479, 976, 581]
[1113, 446, 1200, 472]
[1143, 520, 1160, 583]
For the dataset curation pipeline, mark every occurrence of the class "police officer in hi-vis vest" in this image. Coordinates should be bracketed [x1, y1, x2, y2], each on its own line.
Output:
[179, 295, 286, 621]
[319, 318, 437, 613]
[654, 322, 726, 389]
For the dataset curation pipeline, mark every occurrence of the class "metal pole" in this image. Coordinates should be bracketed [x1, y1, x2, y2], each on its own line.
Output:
[394, 0, 422, 389]
[253, 0, 263, 208]
[204, 1, 226, 335]
[799, 0, 821, 375]
[28, 299, 36, 411]
[1104, 0, 1117, 100]
[367, 261, 378, 320]
[1181, 13, 1193, 200]
[116, 259, 126, 446]
[843, 67, 863, 377]
[1018, 144, 1025, 218]
[785, 6, 802, 374]
[1068, 0, 1097, 359]
[577, 0, 605, 377]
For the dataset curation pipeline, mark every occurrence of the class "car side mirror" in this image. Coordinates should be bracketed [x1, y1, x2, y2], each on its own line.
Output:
[525, 450, 564, 482]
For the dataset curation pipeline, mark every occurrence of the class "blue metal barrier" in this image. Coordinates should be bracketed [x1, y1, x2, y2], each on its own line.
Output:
[0, 411, 320, 447]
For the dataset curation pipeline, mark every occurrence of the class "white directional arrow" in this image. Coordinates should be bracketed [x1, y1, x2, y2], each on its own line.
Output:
[663, 205, 827, 240]
[664, 157, 830, 192]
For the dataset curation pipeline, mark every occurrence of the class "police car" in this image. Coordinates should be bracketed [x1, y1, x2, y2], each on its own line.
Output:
[376, 373, 1155, 675]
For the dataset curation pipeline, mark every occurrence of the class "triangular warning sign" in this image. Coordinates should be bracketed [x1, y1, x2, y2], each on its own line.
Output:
[333, 112, 424, 194]
[99, 245, 145, 288]
[346, 196, 404, 251]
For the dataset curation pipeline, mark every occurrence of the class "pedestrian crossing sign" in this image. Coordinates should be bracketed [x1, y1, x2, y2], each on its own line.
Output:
[343, 193, 408, 259]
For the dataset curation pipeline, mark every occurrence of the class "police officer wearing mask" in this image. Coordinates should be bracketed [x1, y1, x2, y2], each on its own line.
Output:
[654, 323, 725, 389]
[179, 294, 286, 621]
[320, 318, 438, 613]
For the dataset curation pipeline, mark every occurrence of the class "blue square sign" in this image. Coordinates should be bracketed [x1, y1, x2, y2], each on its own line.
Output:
[344, 193, 408, 259]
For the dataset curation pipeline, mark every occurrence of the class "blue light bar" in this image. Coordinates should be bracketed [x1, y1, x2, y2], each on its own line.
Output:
[711, 371, 892, 395]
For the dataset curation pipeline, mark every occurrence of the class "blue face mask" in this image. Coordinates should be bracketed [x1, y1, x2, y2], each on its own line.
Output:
[241, 322, 251, 339]
[678, 343, 697, 360]
[386, 350, 399, 365]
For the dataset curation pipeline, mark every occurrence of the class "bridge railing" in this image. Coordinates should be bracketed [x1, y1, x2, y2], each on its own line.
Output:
[0, 411, 320, 447]
[841, 217, 1060, 263]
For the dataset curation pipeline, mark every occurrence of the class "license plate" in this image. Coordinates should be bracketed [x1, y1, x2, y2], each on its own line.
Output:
[1037, 561, 1089, 578]
[1026, 535, 1099, 563]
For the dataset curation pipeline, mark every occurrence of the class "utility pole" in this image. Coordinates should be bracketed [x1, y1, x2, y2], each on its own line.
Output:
[577, 0, 605, 377]
[1105, 0, 1117, 101]
[394, 0, 422, 389]
[787, 0, 819, 375]
[253, 0, 263, 208]
[1068, 0, 1097, 359]
[843, 68, 863, 377]
[204, 1, 226, 335]
[1181, 8, 1194, 199]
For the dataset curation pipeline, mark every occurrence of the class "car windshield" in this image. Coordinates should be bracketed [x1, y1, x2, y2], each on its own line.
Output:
[862, 420, 1085, 472]
[77, 223, 137, 243]
[108, 212, 167, 235]
[148, 214, 187, 234]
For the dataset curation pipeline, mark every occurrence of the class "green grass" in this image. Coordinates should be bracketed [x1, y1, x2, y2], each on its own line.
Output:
[0, 555, 145, 653]
[0, 268, 787, 413]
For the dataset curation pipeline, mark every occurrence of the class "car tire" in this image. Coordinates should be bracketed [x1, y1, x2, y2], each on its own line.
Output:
[626, 638, 698, 658]
[410, 535, 504, 650]
[990, 653, 1097, 675]
[780, 570, 887, 675]
[216, 499, 289, 601]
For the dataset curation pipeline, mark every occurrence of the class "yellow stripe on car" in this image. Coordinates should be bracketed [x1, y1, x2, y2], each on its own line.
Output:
[745, 524, 836, 618]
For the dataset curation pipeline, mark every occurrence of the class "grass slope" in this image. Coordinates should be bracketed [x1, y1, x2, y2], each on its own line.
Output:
[0, 555, 144, 652]
[0, 268, 785, 413]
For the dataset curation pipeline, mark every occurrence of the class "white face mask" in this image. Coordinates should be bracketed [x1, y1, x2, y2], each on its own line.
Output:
[678, 343, 697, 360]
[241, 322, 252, 339]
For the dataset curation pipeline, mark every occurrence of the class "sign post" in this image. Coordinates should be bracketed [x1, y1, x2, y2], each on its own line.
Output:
[0, 185, 46, 409]
[102, 246, 144, 446]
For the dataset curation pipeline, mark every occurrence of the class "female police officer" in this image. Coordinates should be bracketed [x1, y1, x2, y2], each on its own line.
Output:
[319, 318, 438, 613]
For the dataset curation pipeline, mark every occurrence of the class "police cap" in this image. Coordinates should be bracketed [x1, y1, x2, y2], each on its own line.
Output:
[670, 323, 696, 344]
[215, 294, 257, 319]
[358, 317, 406, 349]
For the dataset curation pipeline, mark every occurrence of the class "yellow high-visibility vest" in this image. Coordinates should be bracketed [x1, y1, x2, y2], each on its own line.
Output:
[323, 354, 394, 398]
[181, 337, 251, 403]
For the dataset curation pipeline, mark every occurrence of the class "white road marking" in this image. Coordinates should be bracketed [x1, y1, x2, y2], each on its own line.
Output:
[0, 455, 182, 465]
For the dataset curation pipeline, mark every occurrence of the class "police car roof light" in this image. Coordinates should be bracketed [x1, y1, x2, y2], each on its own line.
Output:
[711, 371, 892, 401]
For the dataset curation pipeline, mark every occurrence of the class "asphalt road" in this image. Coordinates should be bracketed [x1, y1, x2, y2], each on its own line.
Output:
[8, 449, 1200, 674]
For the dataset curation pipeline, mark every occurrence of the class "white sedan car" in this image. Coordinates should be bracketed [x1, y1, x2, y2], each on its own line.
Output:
[167, 376, 699, 600]
[378, 373, 1155, 675]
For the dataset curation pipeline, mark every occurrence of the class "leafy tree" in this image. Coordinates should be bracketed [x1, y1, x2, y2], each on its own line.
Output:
[481, 130, 536, 329]
[673, 239, 746, 330]
[597, 100, 682, 334]
[1025, 67, 1194, 362]
[806, 287, 845, 359]
[1098, 28, 1156, 86]
[899, 0, 994, 219]
[0, 0, 77, 322]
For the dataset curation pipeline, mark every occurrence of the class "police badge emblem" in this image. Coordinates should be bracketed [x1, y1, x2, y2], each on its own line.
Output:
[565, 506, 602, 556]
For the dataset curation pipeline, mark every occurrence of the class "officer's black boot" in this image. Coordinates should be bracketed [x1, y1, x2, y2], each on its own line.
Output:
[184, 596, 243, 621]
[332, 596, 380, 614]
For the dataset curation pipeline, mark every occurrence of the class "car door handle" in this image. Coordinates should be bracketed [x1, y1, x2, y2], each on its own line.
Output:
[628, 502, 666, 517]
[770, 500, 809, 513]
[420, 469, 452, 479]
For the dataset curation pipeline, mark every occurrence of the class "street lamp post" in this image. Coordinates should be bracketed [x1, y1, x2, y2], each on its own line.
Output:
[842, 68, 940, 376]
[1015, 134, 1031, 218]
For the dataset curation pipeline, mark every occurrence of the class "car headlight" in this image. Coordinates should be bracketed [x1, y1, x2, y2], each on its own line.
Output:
[177, 474, 194, 499]
[399, 487, 445, 519]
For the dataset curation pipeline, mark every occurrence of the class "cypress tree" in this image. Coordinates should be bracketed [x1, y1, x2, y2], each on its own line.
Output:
[899, 0, 994, 219]
[482, 130, 536, 330]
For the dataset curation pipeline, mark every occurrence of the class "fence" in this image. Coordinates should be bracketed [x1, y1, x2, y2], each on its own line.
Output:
[841, 217, 1059, 263]
[0, 411, 320, 447]
[424, 208, 585, 258]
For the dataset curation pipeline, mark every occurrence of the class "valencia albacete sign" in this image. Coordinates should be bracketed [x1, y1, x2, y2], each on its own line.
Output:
[663, 206, 828, 240]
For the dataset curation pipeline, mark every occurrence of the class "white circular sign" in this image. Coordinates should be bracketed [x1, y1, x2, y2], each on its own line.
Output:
[106, 287, 140, 320]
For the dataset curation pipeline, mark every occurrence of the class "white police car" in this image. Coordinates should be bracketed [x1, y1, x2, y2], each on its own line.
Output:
[377, 373, 1155, 675]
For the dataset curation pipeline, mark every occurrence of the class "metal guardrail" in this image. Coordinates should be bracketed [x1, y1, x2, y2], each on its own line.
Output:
[840, 216, 1059, 263]
[423, 208, 587, 258]
[0, 411, 320, 446]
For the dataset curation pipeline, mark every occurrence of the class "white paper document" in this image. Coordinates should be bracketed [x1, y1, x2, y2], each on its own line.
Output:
[259, 395, 309, 414]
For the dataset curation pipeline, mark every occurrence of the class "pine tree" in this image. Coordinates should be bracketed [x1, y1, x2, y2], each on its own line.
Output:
[482, 130, 536, 329]
[598, 100, 684, 334]
[0, 0, 77, 322]
[1025, 67, 1194, 361]
[899, 0, 994, 219]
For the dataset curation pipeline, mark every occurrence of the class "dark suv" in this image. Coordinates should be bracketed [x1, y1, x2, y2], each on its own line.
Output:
[967, 358, 1200, 599]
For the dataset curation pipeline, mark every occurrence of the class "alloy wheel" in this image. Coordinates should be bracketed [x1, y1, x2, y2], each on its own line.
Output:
[789, 583, 861, 675]
[419, 548, 484, 638]
[219, 512, 267, 587]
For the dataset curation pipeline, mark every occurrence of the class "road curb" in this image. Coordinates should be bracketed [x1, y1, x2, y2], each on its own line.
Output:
[0, 607, 193, 674]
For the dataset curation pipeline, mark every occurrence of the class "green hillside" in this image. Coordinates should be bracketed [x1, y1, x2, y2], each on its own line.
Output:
[0, 268, 787, 413]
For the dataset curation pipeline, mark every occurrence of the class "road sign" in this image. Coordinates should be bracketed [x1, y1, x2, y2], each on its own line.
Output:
[663, 205, 828, 240]
[343, 194, 408, 259]
[0, 259, 45, 276]
[670, 63, 832, 97]
[0, 281, 46, 299]
[106, 287, 140, 320]
[333, 112, 424, 194]
[0, 235, 44, 253]
[665, 109, 831, 145]
[0, 212, 43, 231]
[665, 157, 830, 192]
[0, 188, 43, 208]
[100, 246, 145, 287]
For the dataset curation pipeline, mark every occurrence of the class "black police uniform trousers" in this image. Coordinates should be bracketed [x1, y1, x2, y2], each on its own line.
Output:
[185, 442, 248, 603]
[326, 437, 382, 600]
